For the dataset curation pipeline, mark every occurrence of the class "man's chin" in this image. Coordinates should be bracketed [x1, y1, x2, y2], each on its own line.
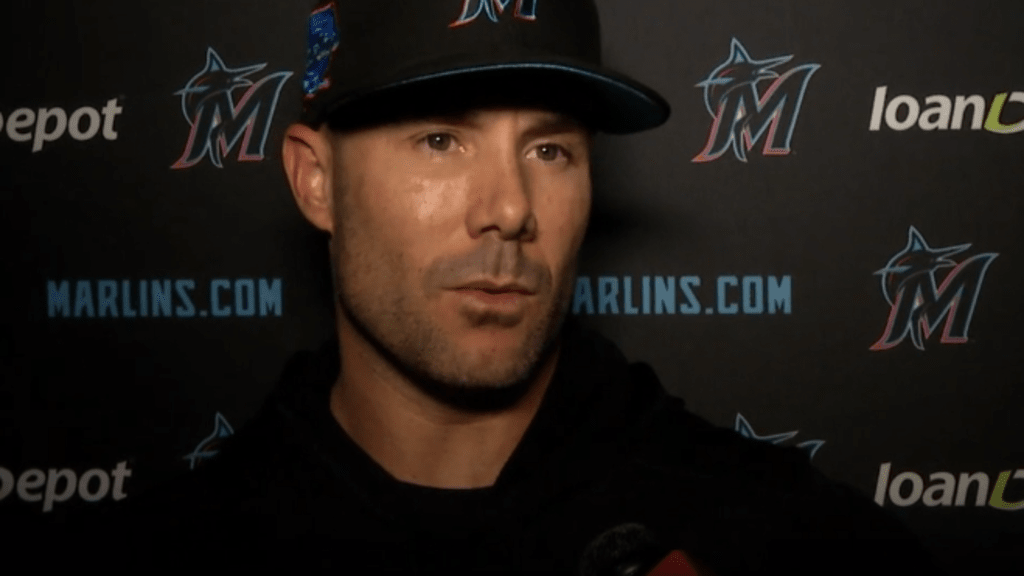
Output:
[409, 361, 544, 412]
[405, 335, 558, 412]
[340, 292, 565, 411]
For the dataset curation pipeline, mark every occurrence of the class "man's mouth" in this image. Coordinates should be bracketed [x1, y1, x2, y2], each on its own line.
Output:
[453, 280, 536, 296]
[449, 280, 536, 319]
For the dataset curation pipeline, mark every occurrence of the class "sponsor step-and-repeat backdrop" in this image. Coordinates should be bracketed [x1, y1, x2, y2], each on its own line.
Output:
[2, 1, 1020, 572]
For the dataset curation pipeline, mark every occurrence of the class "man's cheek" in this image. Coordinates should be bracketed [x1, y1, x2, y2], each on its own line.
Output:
[405, 176, 468, 225]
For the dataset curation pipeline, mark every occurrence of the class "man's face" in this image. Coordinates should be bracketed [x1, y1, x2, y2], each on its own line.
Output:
[327, 108, 591, 398]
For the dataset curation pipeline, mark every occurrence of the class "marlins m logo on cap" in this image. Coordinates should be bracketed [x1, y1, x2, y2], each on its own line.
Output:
[451, 0, 538, 27]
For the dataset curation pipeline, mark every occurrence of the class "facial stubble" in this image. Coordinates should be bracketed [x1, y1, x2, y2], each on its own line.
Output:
[329, 179, 577, 412]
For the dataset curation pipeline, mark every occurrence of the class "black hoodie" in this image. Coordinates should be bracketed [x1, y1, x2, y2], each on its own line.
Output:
[111, 323, 938, 574]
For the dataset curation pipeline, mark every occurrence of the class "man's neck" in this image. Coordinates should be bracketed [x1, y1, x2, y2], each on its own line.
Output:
[328, 325, 558, 489]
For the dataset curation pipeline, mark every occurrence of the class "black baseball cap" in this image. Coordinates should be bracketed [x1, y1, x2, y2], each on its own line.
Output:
[300, 0, 670, 133]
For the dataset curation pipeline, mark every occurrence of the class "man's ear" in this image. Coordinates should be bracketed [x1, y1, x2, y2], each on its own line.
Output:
[283, 123, 334, 233]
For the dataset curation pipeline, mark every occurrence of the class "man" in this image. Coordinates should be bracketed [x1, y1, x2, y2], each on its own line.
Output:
[112, 1, 938, 573]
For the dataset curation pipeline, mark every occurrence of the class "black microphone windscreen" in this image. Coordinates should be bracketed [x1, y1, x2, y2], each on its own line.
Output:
[579, 523, 665, 576]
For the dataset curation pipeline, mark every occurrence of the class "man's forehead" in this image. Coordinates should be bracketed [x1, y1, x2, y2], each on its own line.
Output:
[328, 104, 591, 140]
[391, 107, 587, 131]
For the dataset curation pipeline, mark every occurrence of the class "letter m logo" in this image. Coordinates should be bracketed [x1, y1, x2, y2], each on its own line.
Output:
[693, 39, 820, 163]
[172, 48, 293, 169]
[871, 227, 998, 351]
[450, 0, 538, 27]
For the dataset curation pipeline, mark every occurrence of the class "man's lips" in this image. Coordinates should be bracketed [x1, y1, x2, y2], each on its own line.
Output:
[446, 280, 537, 315]
[452, 280, 536, 296]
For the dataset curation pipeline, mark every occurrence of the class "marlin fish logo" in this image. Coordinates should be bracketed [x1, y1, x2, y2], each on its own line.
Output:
[172, 48, 292, 169]
[693, 38, 819, 163]
[183, 412, 235, 470]
[871, 226, 998, 351]
[734, 413, 824, 459]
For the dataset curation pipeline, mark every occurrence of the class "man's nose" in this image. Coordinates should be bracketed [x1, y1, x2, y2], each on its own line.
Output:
[465, 152, 537, 241]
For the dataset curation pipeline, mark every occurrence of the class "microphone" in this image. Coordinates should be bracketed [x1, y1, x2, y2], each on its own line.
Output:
[579, 523, 706, 576]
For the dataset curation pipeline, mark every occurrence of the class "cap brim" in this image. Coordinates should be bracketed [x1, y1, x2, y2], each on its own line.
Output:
[318, 61, 670, 135]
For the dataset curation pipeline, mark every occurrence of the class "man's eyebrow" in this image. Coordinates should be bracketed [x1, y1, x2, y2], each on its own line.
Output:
[387, 111, 589, 142]
[520, 114, 589, 141]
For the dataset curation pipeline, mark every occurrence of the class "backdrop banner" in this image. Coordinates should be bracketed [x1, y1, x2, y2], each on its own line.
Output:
[2, 1, 1020, 572]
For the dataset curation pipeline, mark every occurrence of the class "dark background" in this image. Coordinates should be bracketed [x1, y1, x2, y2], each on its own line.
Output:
[2, 1, 1020, 573]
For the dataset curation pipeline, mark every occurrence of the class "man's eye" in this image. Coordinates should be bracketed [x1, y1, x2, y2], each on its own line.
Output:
[425, 133, 455, 152]
[532, 144, 568, 162]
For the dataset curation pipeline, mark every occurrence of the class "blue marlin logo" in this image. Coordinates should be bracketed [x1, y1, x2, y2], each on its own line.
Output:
[171, 47, 292, 169]
[734, 413, 824, 459]
[872, 226, 997, 351]
[183, 412, 235, 470]
[694, 38, 819, 162]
